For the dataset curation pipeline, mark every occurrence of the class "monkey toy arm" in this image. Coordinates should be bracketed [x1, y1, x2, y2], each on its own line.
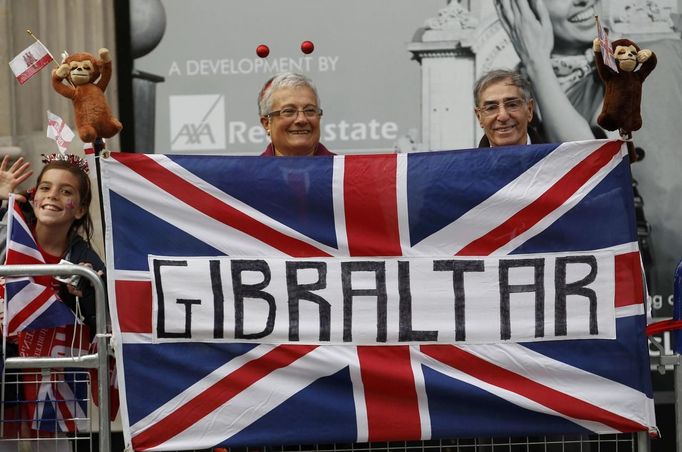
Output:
[95, 48, 112, 91]
[51, 65, 75, 99]
[593, 38, 616, 82]
[637, 49, 657, 82]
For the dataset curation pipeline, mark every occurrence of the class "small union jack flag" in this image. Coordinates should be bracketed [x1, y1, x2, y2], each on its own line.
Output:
[596, 16, 619, 73]
[3, 195, 77, 336]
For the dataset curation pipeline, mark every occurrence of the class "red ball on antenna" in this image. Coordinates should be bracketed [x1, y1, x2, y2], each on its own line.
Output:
[256, 44, 270, 58]
[300, 40, 315, 54]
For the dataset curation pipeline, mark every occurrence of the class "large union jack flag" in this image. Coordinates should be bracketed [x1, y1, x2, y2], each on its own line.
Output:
[3, 195, 77, 336]
[101, 140, 656, 450]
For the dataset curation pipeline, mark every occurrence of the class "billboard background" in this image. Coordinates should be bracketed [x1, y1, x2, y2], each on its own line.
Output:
[135, 0, 443, 155]
[135, 0, 681, 321]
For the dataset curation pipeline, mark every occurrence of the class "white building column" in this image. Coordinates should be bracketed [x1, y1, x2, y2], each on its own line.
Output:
[409, 2, 478, 151]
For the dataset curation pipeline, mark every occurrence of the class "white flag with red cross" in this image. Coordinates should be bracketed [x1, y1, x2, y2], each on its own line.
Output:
[46, 110, 75, 154]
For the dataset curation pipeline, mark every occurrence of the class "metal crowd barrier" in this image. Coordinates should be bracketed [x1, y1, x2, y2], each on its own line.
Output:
[223, 433, 647, 451]
[648, 259, 682, 452]
[650, 337, 682, 452]
[673, 261, 682, 452]
[2, 368, 94, 450]
[0, 263, 110, 452]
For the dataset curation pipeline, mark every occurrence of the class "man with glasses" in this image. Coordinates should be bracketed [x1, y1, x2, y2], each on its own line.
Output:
[258, 72, 334, 156]
[473, 69, 542, 147]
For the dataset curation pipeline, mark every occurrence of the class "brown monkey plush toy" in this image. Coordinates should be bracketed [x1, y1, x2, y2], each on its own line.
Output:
[593, 38, 656, 162]
[52, 48, 122, 143]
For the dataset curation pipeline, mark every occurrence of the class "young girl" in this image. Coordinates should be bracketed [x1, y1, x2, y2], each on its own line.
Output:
[1, 153, 105, 439]
[1, 153, 104, 334]
[30, 154, 104, 330]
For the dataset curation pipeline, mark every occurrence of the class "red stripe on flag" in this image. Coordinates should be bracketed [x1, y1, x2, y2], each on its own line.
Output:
[357, 346, 421, 441]
[132, 345, 318, 450]
[458, 141, 622, 256]
[8, 287, 57, 333]
[344, 155, 401, 256]
[116, 280, 153, 333]
[615, 252, 644, 308]
[111, 153, 330, 258]
[17, 54, 53, 84]
[422, 345, 648, 433]
[343, 155, 417, 439]
[56, 391, 77, 432]
[6, 250, 44, 266]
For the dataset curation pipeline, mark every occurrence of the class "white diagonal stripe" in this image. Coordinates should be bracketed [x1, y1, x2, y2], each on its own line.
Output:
[411, 140, 624, 255]
[103, 155, 338, 258]
[456, 343, 654, 427]
[131, 345, 352, 450]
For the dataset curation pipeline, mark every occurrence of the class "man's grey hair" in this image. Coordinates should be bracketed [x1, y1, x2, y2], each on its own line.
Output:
[473, 69, 532, 106]
[258, 72, 321, 116]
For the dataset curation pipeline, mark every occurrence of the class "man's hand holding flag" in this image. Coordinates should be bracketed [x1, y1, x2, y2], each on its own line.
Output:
[0, 155, 32, 203]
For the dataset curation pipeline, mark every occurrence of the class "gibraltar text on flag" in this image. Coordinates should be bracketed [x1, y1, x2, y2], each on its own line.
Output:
[8, 41, 54, 85]
[101, 140, 655, 450]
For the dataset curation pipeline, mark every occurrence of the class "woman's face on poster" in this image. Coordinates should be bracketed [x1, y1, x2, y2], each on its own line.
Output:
[544, 0, 600, 52]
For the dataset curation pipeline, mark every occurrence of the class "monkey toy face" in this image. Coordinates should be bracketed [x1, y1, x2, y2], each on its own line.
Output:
[66, 55, 100, 86]
[614, 44, 638, 72]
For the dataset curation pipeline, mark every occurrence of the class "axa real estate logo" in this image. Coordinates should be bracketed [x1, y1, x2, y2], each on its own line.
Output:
[170, 94, 225, 151]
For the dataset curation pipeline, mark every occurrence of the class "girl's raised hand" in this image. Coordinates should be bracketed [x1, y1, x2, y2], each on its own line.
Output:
[0, 155, 33, 202]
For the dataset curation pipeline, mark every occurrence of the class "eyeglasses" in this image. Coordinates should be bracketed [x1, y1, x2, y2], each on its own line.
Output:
[477, 98, 526, 117]
[266, 107, 323, 119]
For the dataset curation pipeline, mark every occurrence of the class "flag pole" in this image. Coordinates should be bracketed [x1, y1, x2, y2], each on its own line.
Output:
[25, 29, 58, 67]
[26, 29, 75, 88]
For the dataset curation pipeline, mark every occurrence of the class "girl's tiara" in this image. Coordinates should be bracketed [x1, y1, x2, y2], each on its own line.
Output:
[41, 153, 90, 174]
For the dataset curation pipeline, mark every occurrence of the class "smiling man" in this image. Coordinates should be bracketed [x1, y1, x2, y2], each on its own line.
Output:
[258, 72, 334, 156]
[473, 69, 540, 148]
